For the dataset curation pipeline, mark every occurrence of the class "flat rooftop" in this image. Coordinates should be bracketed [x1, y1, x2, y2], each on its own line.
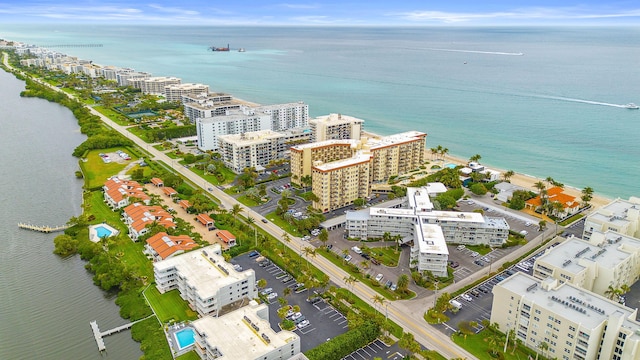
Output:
[192, 302, 299, 360]
[415, 223, 449, 255]
[313, 152, 372, 171]
[498, 272, 640, 334]
[154, 245, 254, 300]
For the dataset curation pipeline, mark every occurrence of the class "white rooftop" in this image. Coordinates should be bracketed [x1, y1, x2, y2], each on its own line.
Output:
[415, 223, 449, 255]
[192, 301, 299, 360]
[313, 152, 372, 172]
[154, 245, 254, 300]
[497, 272, 640, 334]
[291, 139, 357, 151]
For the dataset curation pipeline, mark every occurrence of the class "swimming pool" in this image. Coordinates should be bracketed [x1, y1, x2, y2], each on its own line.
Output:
[445, 163, 457, 169]
[174, 328, 195, 350]
[95, 226, 112, 238]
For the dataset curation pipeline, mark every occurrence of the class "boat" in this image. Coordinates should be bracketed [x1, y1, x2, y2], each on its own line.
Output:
[238, 48, 246, 52]
[624, 103, 639, 109]
[209, 44, 230, 52]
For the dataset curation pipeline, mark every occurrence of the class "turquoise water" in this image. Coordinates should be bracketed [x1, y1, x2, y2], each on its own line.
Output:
[174, 328, 195, 349]
[95, 225, 112, 238]
[1, 25, 638, 199]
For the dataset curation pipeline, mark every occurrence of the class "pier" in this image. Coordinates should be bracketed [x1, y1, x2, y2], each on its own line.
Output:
[90, 316, 153, 352]
[17, 223, 69, 233]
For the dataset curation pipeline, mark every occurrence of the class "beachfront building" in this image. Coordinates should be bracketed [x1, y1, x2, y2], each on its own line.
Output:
[144, 232, 198, 261]
[115, 69, 151, 87]
[583, 197, 640, 241]
[532, 231, 640, 297]
[525, 186, 581, 219]
[494, 182, 529, 203]
[122, 203, 176, 241]
[192, 301, 301, 360]
[257, 102, 309, 131]
[196, 106, 272, 151]
[309, 113, 363, 142]
[290, 131, 426, 210]
[218, 129, 311, 174]
[140, 76, 181, 96]
[460, 162, 502, 182]
[164, 83, 209, 102]
[346, 186, 509, 247]
[312, 153, 372, 213]
[491, 272, 640, 360]
[182, 93, 241, 123]
[409, 223, 449, 277]
[103, 177, 150, 209]
[153, 245, 257, 317]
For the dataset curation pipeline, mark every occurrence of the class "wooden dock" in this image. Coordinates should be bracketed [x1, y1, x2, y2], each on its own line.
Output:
[17, 223, 69, 233]
[90, 316, 153, 352]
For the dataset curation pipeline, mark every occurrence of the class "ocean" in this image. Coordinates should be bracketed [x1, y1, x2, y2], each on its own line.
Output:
[1, 25, 639, 200]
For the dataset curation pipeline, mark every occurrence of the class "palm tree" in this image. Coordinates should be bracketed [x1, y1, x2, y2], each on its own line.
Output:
[440, 147, 449, 161]
[302, 246, 316, 270]
[435, 145, 443, 160]
[246, 216, 257, 247]
[545, 176, 555, 188]
[281, 232, 291, 254]
[534, 181, 546, 194]
[605, 285, 621, 300]
[550, 201, 564, 219]
[230, 204, 242, 226]
[397, 274, 410, 294]
[430, 147, 438, 160]
[469, 154, 482, 163]
[318, 228, 329, 248]
[502, 170, 515, 182]
[372, 294, 386, 312]
[581, 186, 594, 208]
[343, 275, 358, 302]
[536, 341, 549, 360]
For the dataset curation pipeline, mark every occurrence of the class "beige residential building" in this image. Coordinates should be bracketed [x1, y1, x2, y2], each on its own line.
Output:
[192, 301, 301, 360]
[309, 113, 363, 142]
[312, 153, 372, 212]
[532, 231, 640, 296]
[164, 83, 209, 102]
[491, 272, 640, 360]
[140, 76, 181, 96]
[583, 197, 640, 241]
[290, 131, 426, 203]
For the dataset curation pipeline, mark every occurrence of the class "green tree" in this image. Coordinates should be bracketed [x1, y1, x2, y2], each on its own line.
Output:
[469, 154, 482, 163]
[469, 182, 487, 195]
[53, 234, 79, 257]
[581, 186, 594, 207]
[397, 274, 410, 293]
[502, 170, 515, 182]
[318, 228, 329, 248]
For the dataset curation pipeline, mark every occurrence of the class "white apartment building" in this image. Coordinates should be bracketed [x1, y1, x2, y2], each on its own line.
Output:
[196, 107, 272, 151]
[583, 197, 640, 241]
[532, 231, 640, 296]
[164, 83, 209, 102]
[182, 93, 241, 124]
[346, 186, 509, 247]
[192, 301, 301, 360]
[153, 245, 257, 317]
[409, 223, 449, 277]
[218, 129, 311, 173]
[491, 272, 640, 360]
[257, 102, 309, 131]
[309, 113, 363, 142]
[140, 76, 181, 96]
[116, 71, 151, 87]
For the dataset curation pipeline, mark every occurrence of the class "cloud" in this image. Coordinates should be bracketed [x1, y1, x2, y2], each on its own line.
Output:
[148, 4, 199, 16]
[277, 3, 320, 10]
[393, 6, 640, 24]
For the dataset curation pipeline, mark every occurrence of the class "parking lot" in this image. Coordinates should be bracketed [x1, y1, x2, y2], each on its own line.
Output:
[342, 339, 404, 360]
[231, 253, 351, 352]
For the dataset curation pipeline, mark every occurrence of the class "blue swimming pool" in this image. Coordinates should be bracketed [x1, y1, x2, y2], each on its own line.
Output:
[95, 226, 113, 238]
[445, 163, 457, 169]
[174, 328, 195, 350]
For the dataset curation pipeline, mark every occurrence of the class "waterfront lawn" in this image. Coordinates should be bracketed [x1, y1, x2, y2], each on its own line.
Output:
[81, 149, 133, 189]
[88, 191, 127, 232]
[131, 317, 173, 360]
[145, 287, 198, 323]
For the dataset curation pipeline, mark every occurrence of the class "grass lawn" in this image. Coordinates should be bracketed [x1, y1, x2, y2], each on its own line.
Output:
[176, 351, 201, 360]
[465, 244, 492, 255]
[365, 246, 400, 267]
[93, 105, 131, 126]
[332, 287, 404, 338]
[264, 211, 304, 237]
[236, 195, 261, 207]
[452, 332, 543, 360]
[145, 287, 198, 323]
[81, 148, 136, 189]
[188, 165, 235, 186]
[87, 191, 127, 231]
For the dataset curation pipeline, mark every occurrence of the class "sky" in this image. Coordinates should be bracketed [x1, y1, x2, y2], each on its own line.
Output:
[0, 1, 639, 25]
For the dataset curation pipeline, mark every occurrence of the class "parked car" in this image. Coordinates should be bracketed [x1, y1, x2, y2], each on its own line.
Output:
[297, 319, 310, 329]
[461, 294, 473, 302]
[474, 260, 485, 266]
[290, 312, 303, 321]
[344, 255, 352, 262]
[260, 288, 273, 296]
[267, 292, 278, 301]
[375, 273, 384, 282]
[351, 246, 362, 254]
[248, 250, 260, 258]
[390, 283, 397, 291]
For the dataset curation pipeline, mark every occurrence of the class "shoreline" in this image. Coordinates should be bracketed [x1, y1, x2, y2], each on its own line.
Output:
[439, 153, 614, 211]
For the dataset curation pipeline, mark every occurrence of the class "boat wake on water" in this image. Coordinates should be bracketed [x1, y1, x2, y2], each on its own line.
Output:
[534, 95, 638, 109]
[424, 47, 524, 56]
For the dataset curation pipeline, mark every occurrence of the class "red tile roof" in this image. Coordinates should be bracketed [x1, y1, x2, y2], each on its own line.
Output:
[103, 177, 150, 206]
[197, 213, 215, 225]
[150, 177, 164, 186]
[162, 187, 178, 196]
[216, 230, 236, 244]
[123, 203, 176, 232]
[146, 232, 197, 260]
[178, 200, 191, 210]
[525, 186, 579, 209]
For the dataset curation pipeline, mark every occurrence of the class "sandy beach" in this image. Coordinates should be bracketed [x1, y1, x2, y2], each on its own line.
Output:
[439, 153, 613, 211]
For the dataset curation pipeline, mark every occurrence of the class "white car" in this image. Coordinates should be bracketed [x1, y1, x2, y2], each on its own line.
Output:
[344, 255, 352, 262]
[267, 292, 278, 301]
[351, 246, 362, 254]
[375, 273, 384, 282]
[290, 312, 303, 321]
[461, 294, 473, 302]
[297, 319, 310, 329]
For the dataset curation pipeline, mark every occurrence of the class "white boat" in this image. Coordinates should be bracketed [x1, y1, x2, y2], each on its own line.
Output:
[624, 103, 639, 109]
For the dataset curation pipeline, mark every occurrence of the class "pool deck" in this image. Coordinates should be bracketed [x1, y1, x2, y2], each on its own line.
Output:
[88, 223, 120, 243]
